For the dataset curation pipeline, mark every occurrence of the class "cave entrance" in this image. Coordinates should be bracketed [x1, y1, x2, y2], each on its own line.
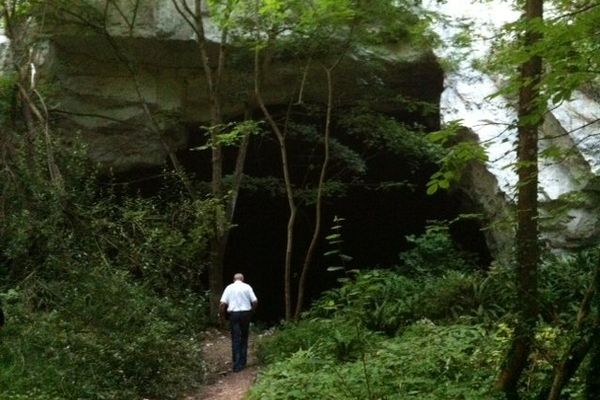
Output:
[168, 106, 495, 323]
[217, 139, 493, 322]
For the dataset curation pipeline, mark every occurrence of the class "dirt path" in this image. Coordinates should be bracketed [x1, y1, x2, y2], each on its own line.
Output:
[185, 328, 260, 400]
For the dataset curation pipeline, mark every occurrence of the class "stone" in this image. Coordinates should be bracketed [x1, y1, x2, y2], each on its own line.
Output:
[453, 129, 514, 262]
[28, 1, 443, 171]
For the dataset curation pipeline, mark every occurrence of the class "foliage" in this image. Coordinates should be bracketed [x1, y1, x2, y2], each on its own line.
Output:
[323, 215, 354, 272]
[0, 73, 17, 127]
[341, 111, 440, 171]
[85, 195, 218, 296]
[0, 272, 206, 400]
[253, 241, 600, 399]
[538, 250, 598, 324]
[0, 136, 213, 399]
[288, 120, 367, 176]
[307, 268, 485, 336]
[241, 0, 434, 56]
[486, 1, 600, 112]
[477, 251, 599, 327]
[251, 323, 504, 400]
[256, 317, 383, 365]
[398, 223, 479, 276]
[425, 122, 488, 195]
[192, 120, 263, 150]
[1, 137, 216, 295]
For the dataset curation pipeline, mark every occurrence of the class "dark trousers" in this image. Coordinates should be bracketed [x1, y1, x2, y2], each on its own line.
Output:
[229, 311, 252, 371]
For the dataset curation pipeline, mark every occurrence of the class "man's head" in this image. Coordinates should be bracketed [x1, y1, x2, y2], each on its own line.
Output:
[233, 273, 244, 282]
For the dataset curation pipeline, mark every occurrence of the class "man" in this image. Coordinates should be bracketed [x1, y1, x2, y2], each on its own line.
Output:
[219, 273, 258, 372]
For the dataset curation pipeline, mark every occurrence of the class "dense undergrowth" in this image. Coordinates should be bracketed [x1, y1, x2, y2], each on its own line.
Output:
[0, 138, 215, 399]
[251, 227, 598, 399]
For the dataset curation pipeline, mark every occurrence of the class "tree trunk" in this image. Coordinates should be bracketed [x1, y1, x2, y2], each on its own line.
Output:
[254, 36, 298, 320]
[537, 266, 600, 400]
[209, 234, 226, 318]
[586, 338, 600, 399]
[496, 0, 544, 398]
[172, 0, 247, 320]
[294, 65, 334, 318]
[586, 262, 600, 399]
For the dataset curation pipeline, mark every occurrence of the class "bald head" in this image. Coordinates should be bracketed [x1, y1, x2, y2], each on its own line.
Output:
[233, 273, 244, 282]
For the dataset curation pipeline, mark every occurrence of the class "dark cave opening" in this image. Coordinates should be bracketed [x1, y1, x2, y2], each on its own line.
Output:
[223, 176, 492, 323]
[179, 115, 493, 323]
[106, 111, 493, 323]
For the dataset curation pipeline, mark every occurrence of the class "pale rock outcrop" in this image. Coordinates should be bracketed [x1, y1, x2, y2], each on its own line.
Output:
[428, 0, 600, 255]
[32, 0, 443, 170]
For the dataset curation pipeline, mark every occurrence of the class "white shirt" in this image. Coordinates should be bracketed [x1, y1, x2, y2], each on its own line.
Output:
[220, 280, 257, 312]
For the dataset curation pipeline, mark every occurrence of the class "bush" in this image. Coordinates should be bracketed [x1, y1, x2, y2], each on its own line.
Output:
[538, 251, 597, 324]
[0, 136, 214, 399]
[309, 269, 484, 335]
[250, 323, 504, 400]
[0, 268, 207, 400]
[257, 318, 383, 364]
[473, 251, 598, 326]
[399, 223, 478, 276]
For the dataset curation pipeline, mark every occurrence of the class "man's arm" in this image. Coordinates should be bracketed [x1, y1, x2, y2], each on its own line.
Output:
[219, 302, 228, 321]
[249, 287, 258, 311]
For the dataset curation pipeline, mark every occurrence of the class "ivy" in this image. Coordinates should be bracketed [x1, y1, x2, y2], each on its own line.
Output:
[425, 121, 488, 195]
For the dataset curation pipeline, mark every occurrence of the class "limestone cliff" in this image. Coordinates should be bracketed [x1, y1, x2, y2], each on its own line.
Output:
[32, 1, 443, 171]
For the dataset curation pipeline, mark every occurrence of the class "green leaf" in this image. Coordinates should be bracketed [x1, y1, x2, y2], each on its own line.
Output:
[426, 183, 438, 195]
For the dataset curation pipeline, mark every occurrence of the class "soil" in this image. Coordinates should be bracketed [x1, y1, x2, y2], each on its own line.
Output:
[185, 328, 260, 400]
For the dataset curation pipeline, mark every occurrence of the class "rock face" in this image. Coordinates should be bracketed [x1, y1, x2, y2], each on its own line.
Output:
[35, 1, 443, 171]
[426, 0, 600, 256]
[10, 0, 595, 258]
[538, 113, 600, 251]
[453, 131, 515, 263]
[455, 116, 600, 262]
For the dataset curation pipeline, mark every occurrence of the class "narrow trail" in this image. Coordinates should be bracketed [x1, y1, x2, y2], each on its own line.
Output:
[186, 328, 260, 400]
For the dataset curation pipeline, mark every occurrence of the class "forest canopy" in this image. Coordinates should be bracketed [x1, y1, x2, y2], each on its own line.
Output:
[1, 0, 600, 399]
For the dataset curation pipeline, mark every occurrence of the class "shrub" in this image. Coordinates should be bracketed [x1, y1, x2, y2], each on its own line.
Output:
[0, 136, 214, 399]
[474, 251, 598, 326]
[538, 251, 597, 324]
[250, 323, 504, 400]
[309, 269, 484, 335]
[0, 268, 207, 400]
[399, 223, 479, 276]
[256, 318, 383, 364]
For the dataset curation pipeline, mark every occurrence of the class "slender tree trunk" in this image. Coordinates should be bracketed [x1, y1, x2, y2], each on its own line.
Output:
[294, 65, 334, 318]
[537, 266, 600, 400]
[172, 0, 248, 320]
[226, 111, 252, 224]
[254, 39, 297, 320]
[25, 4, 61, 187]
[586, 261, 600, 399]
[3, 2, 43, 177]
[195, 0, 225, 321]
[497, 1, 544, 398]
[586, 338, 600, 399]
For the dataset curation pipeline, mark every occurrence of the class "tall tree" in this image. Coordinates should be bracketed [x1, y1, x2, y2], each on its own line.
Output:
[253, 0, 354, 320]
[252, 0, 434, 319]
[1, 0, 64, 191]
[171, 0, 253, 319]
[497, 0, 544, 398]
